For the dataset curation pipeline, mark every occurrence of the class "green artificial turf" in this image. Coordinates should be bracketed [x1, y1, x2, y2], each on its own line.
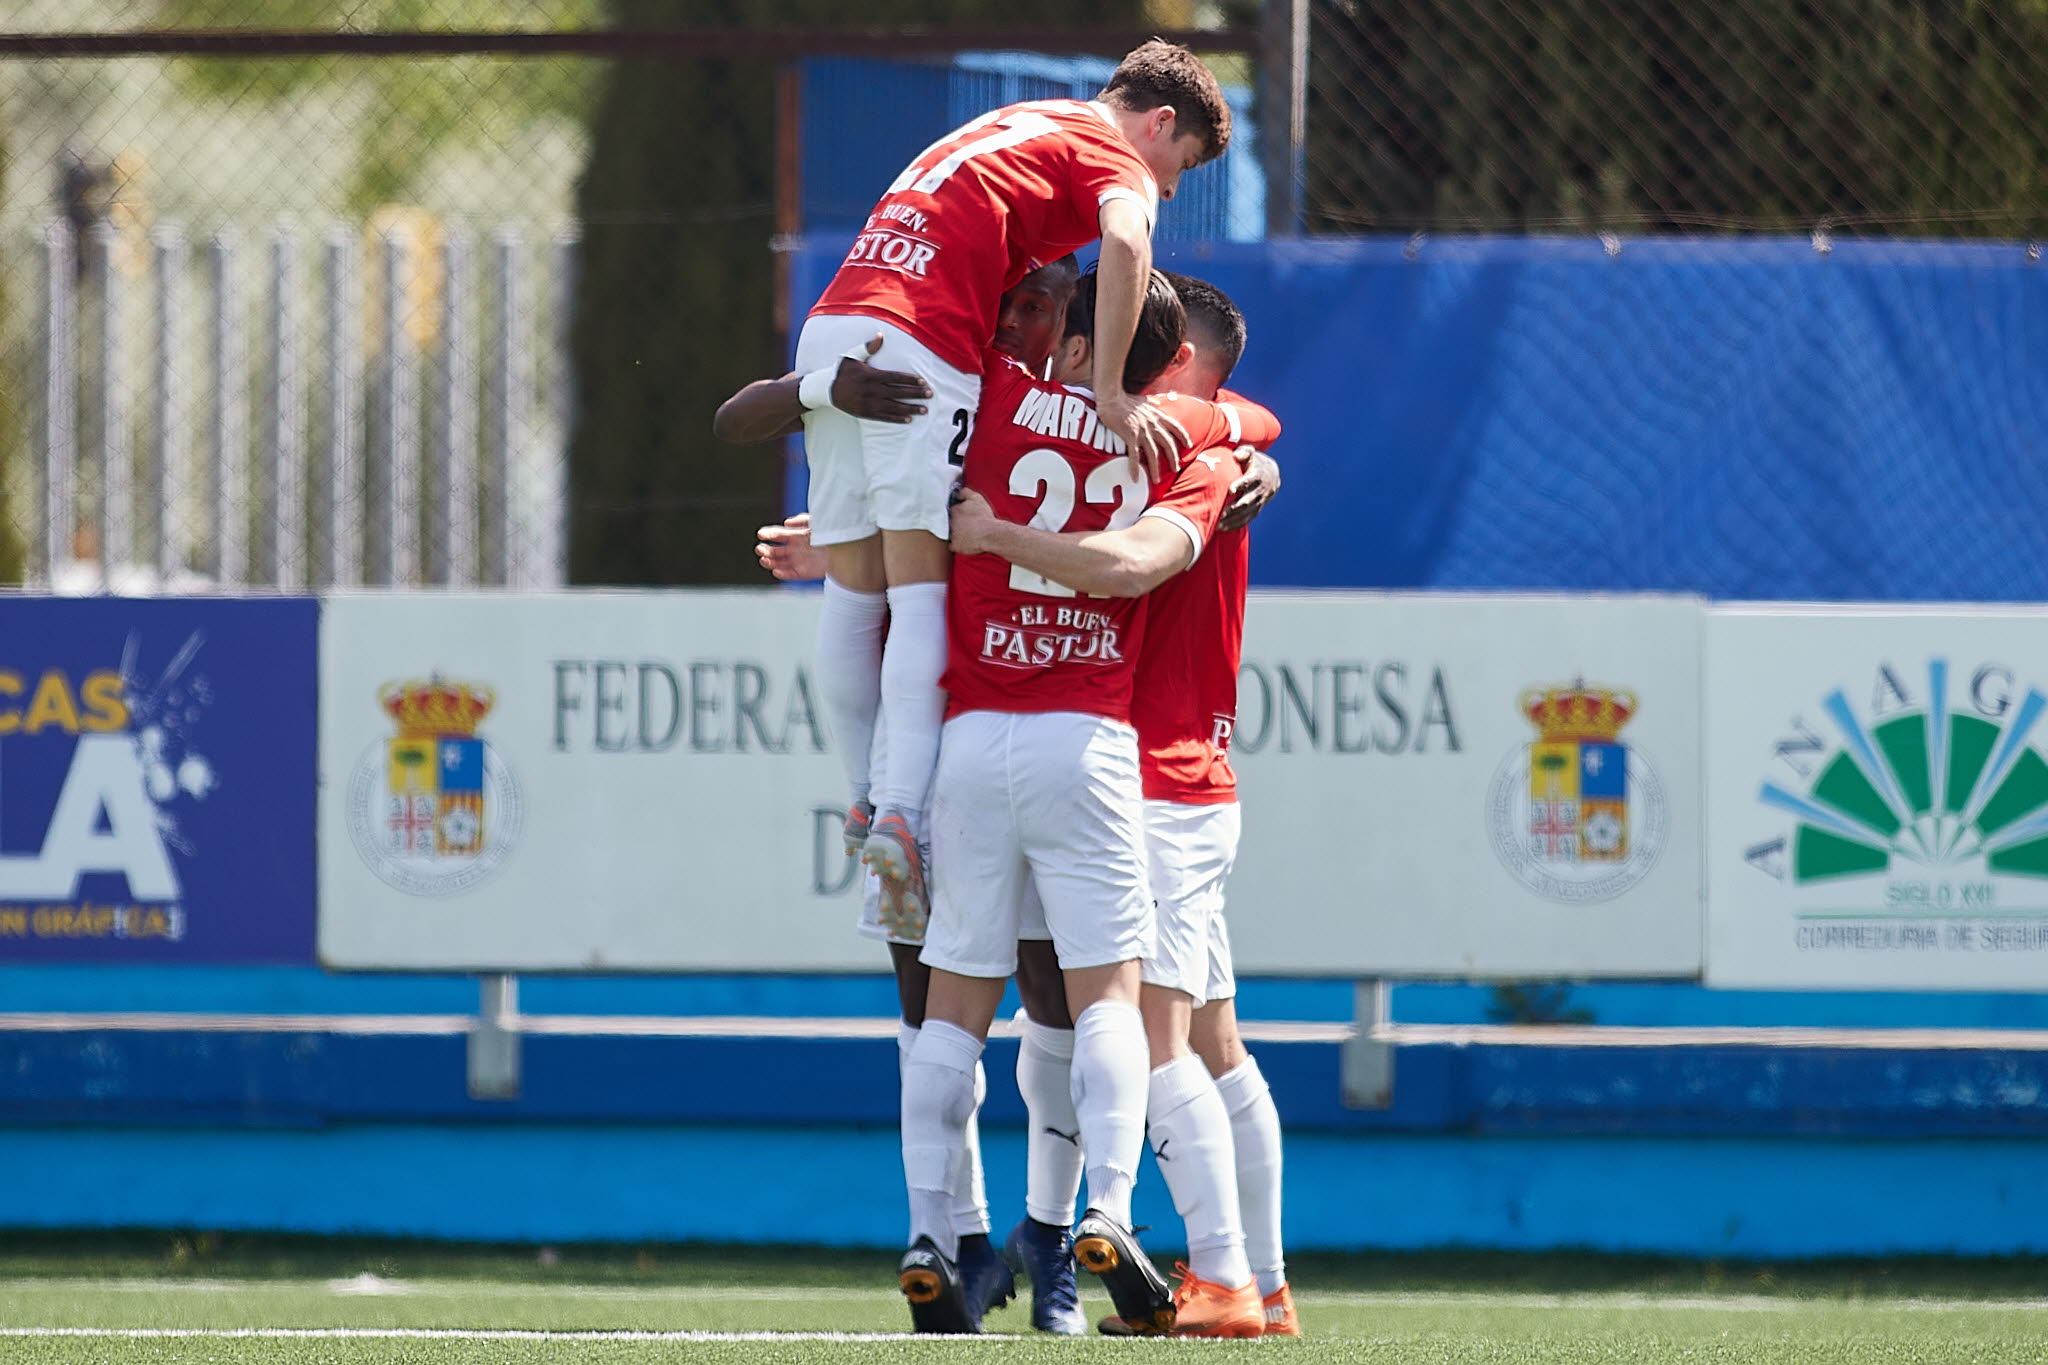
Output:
[0, 1232, 2042, 1364]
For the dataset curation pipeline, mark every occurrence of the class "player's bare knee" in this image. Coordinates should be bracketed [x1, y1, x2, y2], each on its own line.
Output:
[922, 966, 1006, 1039]
[1064, 958, 1141, 1017]
[1015, 940, 1072, 1028]
[881, 528, 952, 584]
[1139, 981, 1195, 1068]
[890, 943, 930, 1028]
[825, 536, 887, 593]
[1190, 999, 1248, 1077]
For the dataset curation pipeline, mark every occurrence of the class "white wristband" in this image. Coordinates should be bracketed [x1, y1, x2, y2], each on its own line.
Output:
[797, 365, 838, 411]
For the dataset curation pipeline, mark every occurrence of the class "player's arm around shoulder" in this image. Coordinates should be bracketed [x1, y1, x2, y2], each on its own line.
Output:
[950, 485, 1195, 599]
[1209, 389, 1284, 531]
[1218, 391, 1282, 451]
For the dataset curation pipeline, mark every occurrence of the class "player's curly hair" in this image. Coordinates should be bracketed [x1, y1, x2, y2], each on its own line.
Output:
[1065, 267, 1187, 394]
[1099, 40, 1232, 164]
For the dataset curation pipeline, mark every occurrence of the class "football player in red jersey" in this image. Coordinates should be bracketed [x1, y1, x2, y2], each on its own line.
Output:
[719, 260, 1082, 1329]
[896, 270, 1277, 1335]
[949, 273, 1294, 1338]
[795, 41, 1232, 943]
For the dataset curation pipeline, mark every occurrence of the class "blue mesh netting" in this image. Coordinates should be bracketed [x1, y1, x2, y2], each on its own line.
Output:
[792, 235, 2048, 598]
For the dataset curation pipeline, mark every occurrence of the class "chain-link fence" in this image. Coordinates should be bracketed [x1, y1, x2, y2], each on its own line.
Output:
[0, 1, 2039, 592]
[2, 1, 594, 592]
[1303, 0, 2048, 237]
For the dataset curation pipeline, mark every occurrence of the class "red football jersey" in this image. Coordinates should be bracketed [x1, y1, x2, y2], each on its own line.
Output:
[809, 100, 1159, 375]
[1133, 388, 1278, 804]
[942, 363, 1259, 725]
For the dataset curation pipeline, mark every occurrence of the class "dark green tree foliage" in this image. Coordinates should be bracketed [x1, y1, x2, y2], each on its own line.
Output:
[1305, 0, 2048, 235]
[569, 0, 1136, 585]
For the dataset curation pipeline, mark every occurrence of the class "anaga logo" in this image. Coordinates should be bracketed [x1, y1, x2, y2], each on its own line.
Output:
[1488, 681, 1667, 904]
[346, 677, 523, 897]
[1748, 659, 2048, 916]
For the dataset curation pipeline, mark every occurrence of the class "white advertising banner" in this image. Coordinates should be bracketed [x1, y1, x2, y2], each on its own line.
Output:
[1227, 593, 1703, 977]
[1706, 607, 2048, 989]
[321, 590, 1704, 976]
[319, 591, 879, 971]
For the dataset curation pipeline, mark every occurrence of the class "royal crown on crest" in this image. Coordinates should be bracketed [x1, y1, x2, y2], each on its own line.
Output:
[1520, 681, 1636, 742]
[380, 678, 494, 738]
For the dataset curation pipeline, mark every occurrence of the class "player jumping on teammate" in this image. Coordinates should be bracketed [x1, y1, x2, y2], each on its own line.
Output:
[793, 42, 1232, 941]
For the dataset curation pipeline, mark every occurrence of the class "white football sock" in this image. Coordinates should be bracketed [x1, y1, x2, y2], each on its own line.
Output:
[816, 580, 887, 806]
[902, 1023, 991, 1239]
[1215, 1054, 1286, 1296]
[952, 1060, 991, 1238]
[901, 1019, 987, 1244]
[1070, 998, 1148, 1228]
[1147, 1054, 1251, 1288]
[873, 582, 948, 835]
[900, 1020, 982, 1261]
[1017, 1018, 1083, 1227]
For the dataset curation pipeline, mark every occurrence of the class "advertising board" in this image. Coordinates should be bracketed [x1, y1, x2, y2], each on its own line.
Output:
[1707, 607, 2048, 989]
[322, 589, 1702, 977]
[319, 592, 870, 970]
[1227, 592, 1704, 977]
[0, 597, 317, 964]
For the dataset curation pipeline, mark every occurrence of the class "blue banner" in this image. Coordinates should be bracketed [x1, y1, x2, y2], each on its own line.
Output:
[0, 598, 317, 965]
[790, 235, 2048, 599]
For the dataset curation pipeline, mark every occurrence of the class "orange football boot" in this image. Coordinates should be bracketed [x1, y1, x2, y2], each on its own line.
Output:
[1261, 1283, 1301, 1336]
[1166, 1263, 1265, 1339]
[862, 813, 929, 940]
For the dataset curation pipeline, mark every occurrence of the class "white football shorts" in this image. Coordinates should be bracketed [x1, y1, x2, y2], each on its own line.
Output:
[854, 709, 1047, 948]
[922, 710, 1150, 979]
[794, 314, 981, 546]
[1140, 799, 1242, 1006]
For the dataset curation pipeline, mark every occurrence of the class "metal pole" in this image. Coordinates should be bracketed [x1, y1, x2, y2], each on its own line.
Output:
[151, 227, 185, 586]
[1259, 0, 1308, 237]
[322, 226, 362, 587]
[377, 228, 419, 586]
[209, 230, 244, 587]
[485, 228, 523, 586]
[434, 230, 474, 586]
[92, 222, 129, 589]
[541, 230, 577, 588]
[467, 972, 521, 1100]
[1341, 978, 1395, 1109]
[266, 229, 305, 589]
[39, 222, 76, 588]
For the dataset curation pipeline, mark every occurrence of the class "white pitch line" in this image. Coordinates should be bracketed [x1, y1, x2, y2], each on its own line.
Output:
[0, 1277, 896, 1302]
[3, 1281, 2045, 1314]
[0, 1327, 1014, 1343]
[1300, 1291, 2048, 1313]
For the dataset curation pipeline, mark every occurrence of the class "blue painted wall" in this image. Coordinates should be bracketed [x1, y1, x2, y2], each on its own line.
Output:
[7, 1020, 2048, 1256]
[10, 1123, 2048, 1258]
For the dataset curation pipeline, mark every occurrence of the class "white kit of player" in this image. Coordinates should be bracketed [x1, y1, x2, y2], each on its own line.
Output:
[927, 356, 1247, 981]
[795, 316, 981, 546]
[921, 710, 1146, 977]
[801, 99, 1160, 550]
[1139, 799, 1242, 1005]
